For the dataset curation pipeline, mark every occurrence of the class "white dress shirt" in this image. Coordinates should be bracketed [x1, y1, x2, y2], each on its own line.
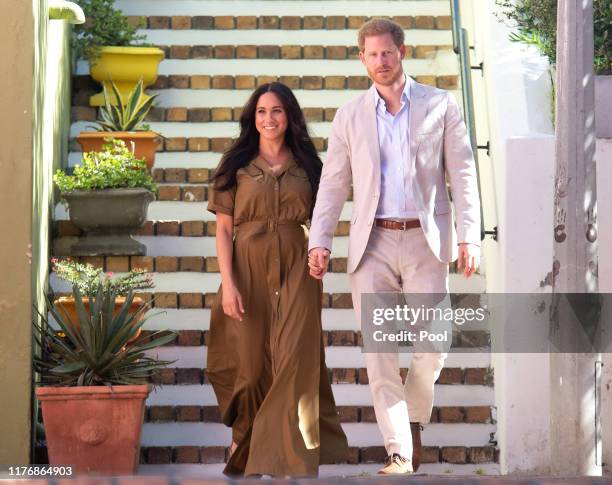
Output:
[374, 75, 419, 219]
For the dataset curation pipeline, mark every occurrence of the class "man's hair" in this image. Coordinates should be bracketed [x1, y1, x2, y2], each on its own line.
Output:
[358, 18, 405, 51]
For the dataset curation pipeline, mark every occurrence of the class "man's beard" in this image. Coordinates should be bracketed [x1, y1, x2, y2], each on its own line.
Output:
[370, 65, 403, 86]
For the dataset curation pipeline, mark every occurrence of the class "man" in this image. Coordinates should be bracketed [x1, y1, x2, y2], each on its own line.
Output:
[308, 19, 481, 475]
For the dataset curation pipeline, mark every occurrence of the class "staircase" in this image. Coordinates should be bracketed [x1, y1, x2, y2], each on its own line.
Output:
[54, 0, 498, 477]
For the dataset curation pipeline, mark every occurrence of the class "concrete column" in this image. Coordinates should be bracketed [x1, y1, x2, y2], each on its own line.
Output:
[550, 0, 600, 476]
[0, 0, 34, 465]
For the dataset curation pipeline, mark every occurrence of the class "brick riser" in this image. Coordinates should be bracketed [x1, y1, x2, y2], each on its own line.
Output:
[145, 404, 494, 424]
[145, 367, 493, 387]
[143, 45, 452, 62]
[137, 330, 491, 356]
[49, 290, 482, 312]
[137, 444, 498, 466]
[50, 246, 467, 275]
[33, 444, 497, 467]
[126, 14, 452, 31]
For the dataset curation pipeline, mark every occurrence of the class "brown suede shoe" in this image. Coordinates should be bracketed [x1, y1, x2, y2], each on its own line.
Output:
[377, 453, 413, 475]
[410, 422, 423, 472]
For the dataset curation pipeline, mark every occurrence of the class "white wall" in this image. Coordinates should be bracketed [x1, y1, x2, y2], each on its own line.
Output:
[463, 0, 612, 475]
[461, 0, 555, 475]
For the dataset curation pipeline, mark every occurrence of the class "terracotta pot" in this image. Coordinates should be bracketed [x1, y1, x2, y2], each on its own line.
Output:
[53, 296, 145, 344]
[36, 385, 150, 475]
[76, 131, 159, 172]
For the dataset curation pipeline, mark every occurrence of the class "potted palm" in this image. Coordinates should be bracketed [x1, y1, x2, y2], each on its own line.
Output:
[73, 0, 164, 106]
[77, 79, 161, 172]
[54, 138, 157, 256]
[51, 258, 154, 344]
[33, 284, 177, 475]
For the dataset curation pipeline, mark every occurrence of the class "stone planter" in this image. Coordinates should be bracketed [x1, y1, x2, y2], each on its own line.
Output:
[596, 75, 612, 138]
[36, 385, 150, 475]
[77, 131, 159, 173]
[89, 46, 164, 107]
[64, 188, 155, 256]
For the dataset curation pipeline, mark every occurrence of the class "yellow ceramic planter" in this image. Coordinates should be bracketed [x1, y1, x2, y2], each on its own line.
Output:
[89, 46, 165, 106]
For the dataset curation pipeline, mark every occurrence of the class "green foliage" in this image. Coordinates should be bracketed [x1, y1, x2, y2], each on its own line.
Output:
[594, 0, 612, 74]
[52, 258, 154, 296]
[72, 0, 149, 61]
[94, 79, 158, 132]
[496, 0, 611, 75]
[33, 285, 177, 386]
[53, 138, 157, 195]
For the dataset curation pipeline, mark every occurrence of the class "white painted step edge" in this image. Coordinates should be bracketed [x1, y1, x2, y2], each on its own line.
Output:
[146, 384, 494, 406]
[114, 0, 451, 17]
[141, 422, 497, 447]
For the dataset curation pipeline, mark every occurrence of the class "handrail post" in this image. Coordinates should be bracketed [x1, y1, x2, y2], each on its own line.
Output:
[450, 0, 486, 241]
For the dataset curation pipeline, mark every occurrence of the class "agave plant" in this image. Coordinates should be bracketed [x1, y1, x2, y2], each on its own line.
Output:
[94, 78, 158, 132]
[33, 285, 177, 387]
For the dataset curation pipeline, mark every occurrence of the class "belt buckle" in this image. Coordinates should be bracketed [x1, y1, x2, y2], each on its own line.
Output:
[268, 219, 277, 232]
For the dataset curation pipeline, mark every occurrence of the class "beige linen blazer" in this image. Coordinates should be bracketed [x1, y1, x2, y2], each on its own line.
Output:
[308, 80, 481, 274]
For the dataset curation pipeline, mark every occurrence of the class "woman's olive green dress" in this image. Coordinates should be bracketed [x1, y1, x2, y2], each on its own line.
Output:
[206, 156, 349, 477]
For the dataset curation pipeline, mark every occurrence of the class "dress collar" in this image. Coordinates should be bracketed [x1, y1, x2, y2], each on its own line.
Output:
[252, 154, 297, 177]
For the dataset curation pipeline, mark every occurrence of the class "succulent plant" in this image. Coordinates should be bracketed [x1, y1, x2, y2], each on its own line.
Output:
[94, 78, 158, 132]
[33, 285, 177, 387]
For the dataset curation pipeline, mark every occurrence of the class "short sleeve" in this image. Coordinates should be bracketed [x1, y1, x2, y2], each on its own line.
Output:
[207, 181, 236, 216]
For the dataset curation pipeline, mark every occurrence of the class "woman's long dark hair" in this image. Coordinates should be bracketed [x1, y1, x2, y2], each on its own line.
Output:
[212, 82, 323, 207]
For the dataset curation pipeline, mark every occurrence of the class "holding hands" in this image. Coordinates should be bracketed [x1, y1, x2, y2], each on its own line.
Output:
[308, 247, 330, 279]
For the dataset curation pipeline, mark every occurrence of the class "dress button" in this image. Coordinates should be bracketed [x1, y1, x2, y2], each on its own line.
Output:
[274, 291, 279, 296]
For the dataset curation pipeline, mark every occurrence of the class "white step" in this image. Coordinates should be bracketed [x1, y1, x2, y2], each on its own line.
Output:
[141, 422, 496, 447]
[140, 29, 453, 46]
[76, 57, 457, 77]
[135, 235, 346, 258]
[145, 384, 494, 406]
[49, 270, 350, 294]
[138, 463, 501, 477]
[140, 346, 490, 369]
[54, 200, 355, 222]
[147, 88, 462, 110]
[69, 151, 230, 169]
[70, 120, 331, 139]
[115, 0, 451, 17]
[141, 308, 357, 331]
[50, 270, 487, 294]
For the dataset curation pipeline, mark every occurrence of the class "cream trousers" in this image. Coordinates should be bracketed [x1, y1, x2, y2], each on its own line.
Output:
[350, 225, 449, 459]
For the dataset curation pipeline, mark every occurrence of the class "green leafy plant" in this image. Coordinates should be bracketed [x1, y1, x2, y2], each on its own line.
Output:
[495, 0, 611, 75]
[72, 0, 149, 62]
[33, 285, 177, 386]
[53, 138, 157, 196]
[52, 258, 154, 296]
[94, 79, 158, 132]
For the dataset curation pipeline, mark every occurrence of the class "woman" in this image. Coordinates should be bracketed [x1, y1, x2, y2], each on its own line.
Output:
[206, 82, 349, 477]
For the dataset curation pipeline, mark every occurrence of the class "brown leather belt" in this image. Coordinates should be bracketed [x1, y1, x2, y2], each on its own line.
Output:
[374, 219, 421, 230]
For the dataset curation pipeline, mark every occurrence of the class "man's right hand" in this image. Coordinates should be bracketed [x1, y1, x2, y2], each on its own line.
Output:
[308, 247, 331, 280]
